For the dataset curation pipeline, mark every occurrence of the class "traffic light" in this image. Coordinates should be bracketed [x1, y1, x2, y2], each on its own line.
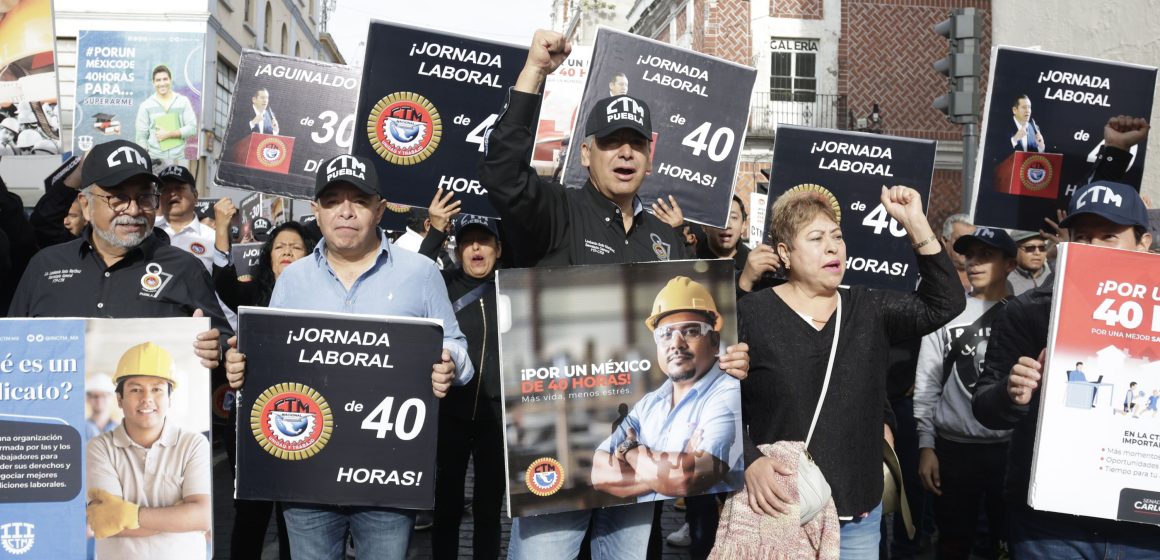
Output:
[932, 8, 981, 124]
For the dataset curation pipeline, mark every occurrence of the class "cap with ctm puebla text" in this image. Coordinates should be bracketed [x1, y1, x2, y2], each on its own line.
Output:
[585, 95, 652, 141]
[315, 154, 379, 198]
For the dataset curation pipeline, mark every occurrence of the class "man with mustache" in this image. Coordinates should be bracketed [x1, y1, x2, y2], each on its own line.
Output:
[590, 277, 743, 550]
[10, 139, 227, 377]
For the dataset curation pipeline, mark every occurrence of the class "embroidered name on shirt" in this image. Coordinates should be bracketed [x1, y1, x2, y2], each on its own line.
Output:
[43, 268, 82, 284]
[585, 239, 615, 256]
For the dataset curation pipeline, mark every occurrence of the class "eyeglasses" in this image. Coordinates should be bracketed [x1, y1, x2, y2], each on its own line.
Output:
[653, 321, 712, 345]
[1019, 244, 1048, 253]
[91, 191, 161, 212]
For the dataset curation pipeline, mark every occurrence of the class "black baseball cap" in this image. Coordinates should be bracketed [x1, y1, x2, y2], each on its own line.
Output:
[252, 217, 272, 241]
[453, 215, 499, 242]
[953, 226, 1016, 258]
[1059, 181, 1149, 230]
[585, 95, 652, 140]
[157, 164, 196, 186]
[81, 140, 159, 188]
[315, 154, 379, 199]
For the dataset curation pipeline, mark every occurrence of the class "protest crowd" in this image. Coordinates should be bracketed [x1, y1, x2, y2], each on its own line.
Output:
[3, 17, 1160, 560]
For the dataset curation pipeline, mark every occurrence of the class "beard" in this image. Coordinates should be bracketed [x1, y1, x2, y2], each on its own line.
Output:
[93, 214, 151, 249]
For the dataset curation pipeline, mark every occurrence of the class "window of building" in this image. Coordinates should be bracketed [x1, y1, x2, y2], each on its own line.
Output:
[769, 38, 818, 102]
[264, 2, 273, 47]
[244, 0, 253, 23]
[295, 42, 301, 57]
[281, 24, 289, 55]
[214, 57, 238, 142]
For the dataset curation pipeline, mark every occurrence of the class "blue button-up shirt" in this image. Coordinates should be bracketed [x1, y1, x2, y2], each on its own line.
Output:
[599, 363, 744, 501]
[270, 231, 473, 385]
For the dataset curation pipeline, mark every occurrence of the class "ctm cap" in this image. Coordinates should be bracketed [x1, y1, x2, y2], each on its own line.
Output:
[1059, 181, 1149, 230]
[81, 140, 159, 188]
[585, 95, 652, 141]
[953, 226, 1017, 258]
[315, 154, 379, 198]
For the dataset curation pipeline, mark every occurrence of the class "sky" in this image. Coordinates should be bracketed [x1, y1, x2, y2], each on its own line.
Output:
[328, 0, 555, 66]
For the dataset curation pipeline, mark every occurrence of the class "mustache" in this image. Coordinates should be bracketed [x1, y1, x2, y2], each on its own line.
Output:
[666, 349, 694, 362]
[112, 215, 149, 227]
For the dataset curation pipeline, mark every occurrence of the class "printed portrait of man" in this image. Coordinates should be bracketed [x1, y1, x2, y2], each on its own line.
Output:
[590, 276, 743, 501]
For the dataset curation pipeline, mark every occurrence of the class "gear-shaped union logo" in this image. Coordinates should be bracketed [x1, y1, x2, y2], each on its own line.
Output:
[251, 382, 333, 460]
[367, 92, 442, 165]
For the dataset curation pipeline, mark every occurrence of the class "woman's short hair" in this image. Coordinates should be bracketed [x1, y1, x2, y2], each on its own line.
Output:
[769, 189, 840, 248]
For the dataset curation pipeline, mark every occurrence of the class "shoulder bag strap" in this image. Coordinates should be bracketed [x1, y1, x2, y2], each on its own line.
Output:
[805, 292, 842, 448]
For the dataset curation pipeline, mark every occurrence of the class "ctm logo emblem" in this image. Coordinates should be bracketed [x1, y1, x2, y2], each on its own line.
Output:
[0, 522, 35, 555]
[106, 146, 146, 168]
[1075, 185, 1123, 209]
[606, 97, 644, 122]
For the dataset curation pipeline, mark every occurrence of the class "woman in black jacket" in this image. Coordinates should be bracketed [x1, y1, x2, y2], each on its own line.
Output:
[418, 189, 506, 559]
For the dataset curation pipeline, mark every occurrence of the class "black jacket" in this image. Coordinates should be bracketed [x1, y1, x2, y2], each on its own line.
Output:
[418, 229, 501, 422]
[478, 89, 687, 266]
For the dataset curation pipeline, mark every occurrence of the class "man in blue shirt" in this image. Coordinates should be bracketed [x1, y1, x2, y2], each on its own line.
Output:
[225, 153, 472, 559]
[591, 276, 742, 501]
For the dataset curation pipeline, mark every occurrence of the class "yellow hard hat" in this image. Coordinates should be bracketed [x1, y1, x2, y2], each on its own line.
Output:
[112, 342, 177, 389]
[645, 276, 724, 331]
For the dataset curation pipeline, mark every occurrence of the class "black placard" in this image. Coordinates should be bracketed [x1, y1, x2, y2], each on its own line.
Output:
[216, 50, 362, 200]
[763, 125, 935, 292]
[973, 47, 1156, 230]
[560, 28, 756, 228]
[352, 21, 527, 218]
[235, 307, 442, 508]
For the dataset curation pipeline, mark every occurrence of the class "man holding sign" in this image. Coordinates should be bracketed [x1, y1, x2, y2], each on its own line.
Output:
[225, 153, 472, 559]
[479, 30, 749, 560]
[974, 119, 1160, 558]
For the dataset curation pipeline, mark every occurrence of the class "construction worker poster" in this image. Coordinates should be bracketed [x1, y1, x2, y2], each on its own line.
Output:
[0, 0, 61, 157]
[496, 259, 742, 517]
[560, 27, 756, 229]
[352, 21, 527, 218]
[216, 50, 362, 200]
[235, 307, 444, 508]
[972, 46, 1156, 231]
[532, 45, 591, 177]
[72, 30, 206, 166]
[763, 125, 936, 292]
[1029, 243, 1160, 525]
[0, 317, 211, 559]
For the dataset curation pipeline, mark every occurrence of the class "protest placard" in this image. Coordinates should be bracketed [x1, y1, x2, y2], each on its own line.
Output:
[747, 192, 767, 250]
[0, 0, 60, 157]
[73, 30, 206, 166]
[235, 307, 443, 508]
[0, 317, 210, 559]
[560, 27, 756, 228]
[532, 45, 591, 177]
[763, 125, 935, 291]
[216, 50, 362, 199]
[352, 21, 527, 218]
[497, 259, 742, 517]
[1029, 243, 1160, 525]
[972, 47, 1156, 231]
